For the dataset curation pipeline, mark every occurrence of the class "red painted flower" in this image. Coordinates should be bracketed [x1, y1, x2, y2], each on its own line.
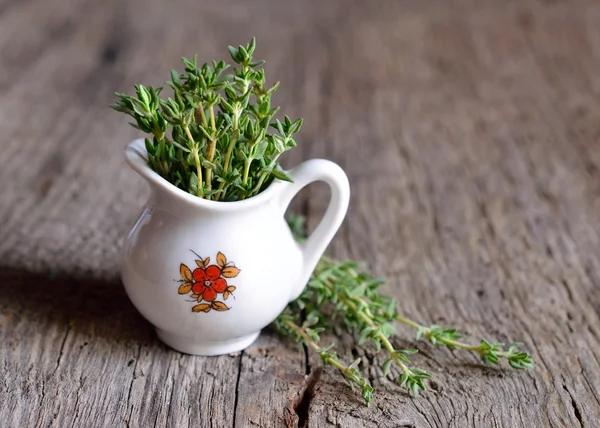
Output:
[192, 265, 227, 302]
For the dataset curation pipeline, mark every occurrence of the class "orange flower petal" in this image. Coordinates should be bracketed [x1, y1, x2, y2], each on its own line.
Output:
[205, 265, 221, 281]
[192, 283, 207, 294]
[203, 287, 217, 302]
[193, 268, 206, 282]
[212, 278, 227, 293]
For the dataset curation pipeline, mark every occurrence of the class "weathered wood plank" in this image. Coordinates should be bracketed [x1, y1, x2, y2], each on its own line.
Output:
[302, 1, 600, 427]
[0, 0, 312, 426]
[1, 0, 600, 427]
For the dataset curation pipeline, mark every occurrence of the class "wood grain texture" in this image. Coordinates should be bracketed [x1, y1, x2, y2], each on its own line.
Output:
[1, 0, 600, 426]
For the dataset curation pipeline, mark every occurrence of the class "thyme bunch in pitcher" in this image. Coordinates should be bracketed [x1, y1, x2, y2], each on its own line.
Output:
[112, 38, 302, 201]
[275, 215, 533, 405]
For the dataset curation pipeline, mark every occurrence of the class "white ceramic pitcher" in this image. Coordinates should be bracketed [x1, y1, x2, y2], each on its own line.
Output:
[121, 138, 350, 355]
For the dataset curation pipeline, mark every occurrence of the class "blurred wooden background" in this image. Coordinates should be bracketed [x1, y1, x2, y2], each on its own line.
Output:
[1, 0, 600, 426]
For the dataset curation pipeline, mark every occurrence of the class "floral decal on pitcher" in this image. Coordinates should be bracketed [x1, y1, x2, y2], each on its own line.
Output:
[178, 251, 240, 313]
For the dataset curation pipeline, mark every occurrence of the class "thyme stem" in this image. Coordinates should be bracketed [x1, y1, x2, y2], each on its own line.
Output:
[242, 157, 252, 186]
[339, 295, 410, 371]
[283, 319, 344, 371]
[197, 107, 208, 128]
[217, 111, 239, 200]
[183, 125, 203, 195]
[394, 315, 533, 369]
[209, 105, 216, 131]
[275, 314, 374, 404]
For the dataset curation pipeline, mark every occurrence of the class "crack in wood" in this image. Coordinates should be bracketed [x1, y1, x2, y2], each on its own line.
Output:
[303, 342, 311, 377]
[161, 353, 181, 428]
[294, 367, 321, 428]
[578, 358, 600, 409]
[53, 323, 72, 375]
[125, 344, 142, 428]
[70, 376, 84, 428]
[426, 179, 441, 238]
[561, 278, 576, 304]
[562, 383, 584, 427]
[232, 351, 244, 428]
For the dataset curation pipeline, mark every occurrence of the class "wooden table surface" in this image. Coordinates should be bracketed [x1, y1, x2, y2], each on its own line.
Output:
[1, 0, 600, 426]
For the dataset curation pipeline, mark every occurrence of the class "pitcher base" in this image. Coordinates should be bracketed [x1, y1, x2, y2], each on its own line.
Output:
[156, 329, 260, 356]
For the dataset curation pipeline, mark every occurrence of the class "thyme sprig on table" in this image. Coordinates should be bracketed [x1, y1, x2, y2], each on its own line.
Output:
[275, 312, 374, 403]
[112, 38, 302, 201]
[396, 317, 534, 370]
[276, 215, 533, 405]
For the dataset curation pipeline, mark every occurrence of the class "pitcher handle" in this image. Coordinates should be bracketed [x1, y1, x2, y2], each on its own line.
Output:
[277, 159, 350, 301]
